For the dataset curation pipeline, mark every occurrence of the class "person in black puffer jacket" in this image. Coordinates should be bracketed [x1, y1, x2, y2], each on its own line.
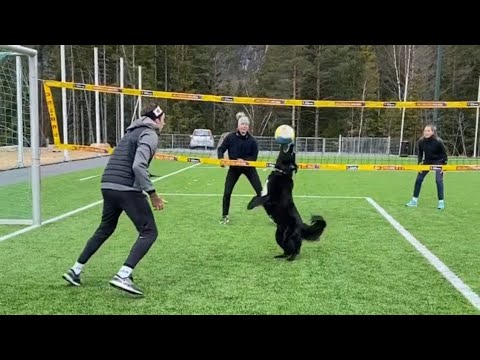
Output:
[405, 124, 448, 210]
[217, 112, 273, 224]
[62, 103, 166, 296]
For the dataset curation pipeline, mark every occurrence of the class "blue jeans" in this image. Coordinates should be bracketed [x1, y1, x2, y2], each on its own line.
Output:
[413, 170, 444, 200]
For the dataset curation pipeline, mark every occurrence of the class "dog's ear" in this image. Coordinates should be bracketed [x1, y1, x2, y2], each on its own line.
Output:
[279, 143, 290, 152]
[287, 142, 295, 154]
[279, 143, 294, 154]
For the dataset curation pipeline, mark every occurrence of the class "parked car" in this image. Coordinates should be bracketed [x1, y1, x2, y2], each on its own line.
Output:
[189, 129, 214, 149]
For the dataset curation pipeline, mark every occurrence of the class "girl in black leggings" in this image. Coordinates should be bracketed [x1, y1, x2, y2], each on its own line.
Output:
[405, 124, 448, 210]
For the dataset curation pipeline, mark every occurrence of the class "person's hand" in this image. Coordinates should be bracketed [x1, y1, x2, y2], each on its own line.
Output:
[149, 192, 164, 210]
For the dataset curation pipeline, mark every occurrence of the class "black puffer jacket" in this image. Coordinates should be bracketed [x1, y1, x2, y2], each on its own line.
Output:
[417, 136, 448, 165]
[217, 131, 259, 161]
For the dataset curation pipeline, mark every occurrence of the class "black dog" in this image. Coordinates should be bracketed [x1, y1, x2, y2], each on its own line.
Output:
[247, 143, 327, 261]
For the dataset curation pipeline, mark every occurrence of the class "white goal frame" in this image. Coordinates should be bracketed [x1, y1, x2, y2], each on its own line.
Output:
[0, 45, 41, 226]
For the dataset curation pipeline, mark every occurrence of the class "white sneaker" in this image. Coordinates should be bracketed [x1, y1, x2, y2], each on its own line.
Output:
[109, 275, 143, 295]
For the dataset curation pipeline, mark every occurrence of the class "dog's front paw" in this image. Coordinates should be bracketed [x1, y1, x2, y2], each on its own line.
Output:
[287, 254, 297, 261]
[274, 253, 288, 259]
[247, 196, 261, 210]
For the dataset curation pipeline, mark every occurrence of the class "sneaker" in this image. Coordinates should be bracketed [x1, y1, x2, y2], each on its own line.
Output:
[109, 274, 143, 296]
[220, 215, 229, 225]
[438, 200, 445, 210]
[405, 200, 418, 207]
[62, 269, 81, 286]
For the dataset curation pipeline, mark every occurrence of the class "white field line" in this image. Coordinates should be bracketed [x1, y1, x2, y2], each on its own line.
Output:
[365, 197, 480, 312]
[159, 193, 365, 199]
[79, 175, 100, 181]
[0, 163, 200, 243]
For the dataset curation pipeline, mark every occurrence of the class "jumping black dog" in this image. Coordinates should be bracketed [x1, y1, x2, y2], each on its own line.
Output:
[247, 143, 327, 261]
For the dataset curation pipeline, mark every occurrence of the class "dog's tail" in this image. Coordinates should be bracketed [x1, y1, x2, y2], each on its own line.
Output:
[301, 215, 327, 241]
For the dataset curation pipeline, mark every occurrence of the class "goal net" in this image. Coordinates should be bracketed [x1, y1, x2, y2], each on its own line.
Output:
[0, 52, 29, 169]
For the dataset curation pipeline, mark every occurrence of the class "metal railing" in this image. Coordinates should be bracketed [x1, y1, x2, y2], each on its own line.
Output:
[158, 134, 395, 155]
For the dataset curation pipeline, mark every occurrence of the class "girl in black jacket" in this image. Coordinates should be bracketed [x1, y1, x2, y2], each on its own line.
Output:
[405, 124, 448, 210]
[217, 113, 270, 224]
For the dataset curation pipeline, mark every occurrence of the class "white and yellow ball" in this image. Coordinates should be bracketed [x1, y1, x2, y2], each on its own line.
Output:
[274, 124, 295, 144]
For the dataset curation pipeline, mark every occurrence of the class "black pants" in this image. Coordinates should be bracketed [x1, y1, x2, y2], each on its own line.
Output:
[413, 169, 444, 200]
[222, 166, 269, 216]
[78, 189, 158, 269]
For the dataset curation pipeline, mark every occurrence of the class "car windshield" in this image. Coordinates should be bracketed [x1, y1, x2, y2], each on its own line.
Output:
[193, 130, 210, 136]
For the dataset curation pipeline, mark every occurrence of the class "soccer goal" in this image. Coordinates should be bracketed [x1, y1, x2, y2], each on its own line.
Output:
[0, 45, 40, 226]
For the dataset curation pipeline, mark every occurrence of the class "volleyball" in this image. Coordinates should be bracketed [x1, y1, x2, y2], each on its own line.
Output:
[274, 124, 295, 144]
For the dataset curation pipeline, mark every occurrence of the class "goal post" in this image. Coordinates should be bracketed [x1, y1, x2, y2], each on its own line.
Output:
[0, 45, 41, 226]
